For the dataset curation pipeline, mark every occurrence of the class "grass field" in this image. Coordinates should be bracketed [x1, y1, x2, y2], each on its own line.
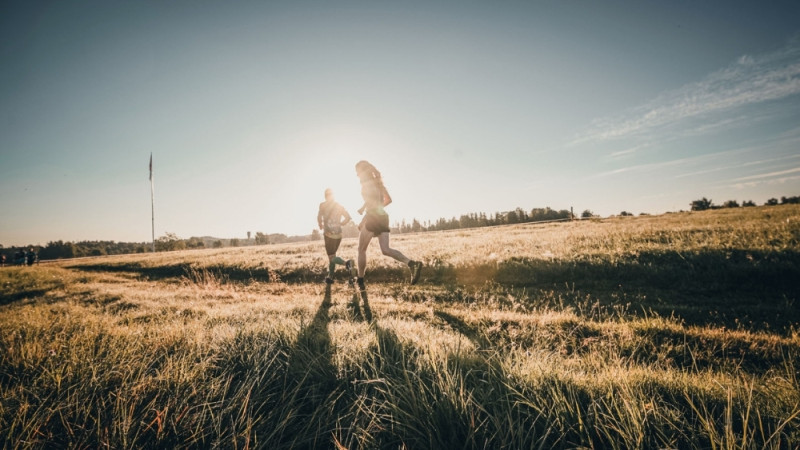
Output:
[2, 205, 799, 448]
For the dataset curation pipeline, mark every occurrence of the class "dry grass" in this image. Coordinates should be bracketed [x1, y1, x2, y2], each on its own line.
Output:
[1, 205, 799, 448]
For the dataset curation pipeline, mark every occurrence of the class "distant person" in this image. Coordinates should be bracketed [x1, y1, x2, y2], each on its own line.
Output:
[26, 248, 37, 266]
[14, 249, 26, 265]
[317, 188, 355, 284]
[354, 160, 422, 290]
[0, 253, 5, 267]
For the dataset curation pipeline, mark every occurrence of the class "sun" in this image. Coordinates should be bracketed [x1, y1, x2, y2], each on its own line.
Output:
[292, 149, 365, 220]
[284, 124, 404, 224]
[303, 157, 361, 209]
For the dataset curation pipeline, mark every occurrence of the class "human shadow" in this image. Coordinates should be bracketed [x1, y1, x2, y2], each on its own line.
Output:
[282, 284, 341, 447]
[365, 319, 560, 448]
[348, 288, 373, 323]
[433, 310, 491, 350]
[289, 284, 336, 381]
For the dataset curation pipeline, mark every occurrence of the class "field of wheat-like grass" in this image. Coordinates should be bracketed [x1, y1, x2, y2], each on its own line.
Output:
[1, 205, 799, 448]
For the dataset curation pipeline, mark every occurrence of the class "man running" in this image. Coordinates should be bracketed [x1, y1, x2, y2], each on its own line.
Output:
[317, 188, 356, 284]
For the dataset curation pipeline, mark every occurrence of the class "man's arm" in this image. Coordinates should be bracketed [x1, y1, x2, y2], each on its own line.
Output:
[341, 206, 352, 225]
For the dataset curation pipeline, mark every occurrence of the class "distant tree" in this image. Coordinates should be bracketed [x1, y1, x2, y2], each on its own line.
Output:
[269, 233, 289, 244]
[766, 198, 779, 206]
[247, 231, 251, 240]
[742, 200, 756, 207]
[515, 207, 528, 223]
[459, 214, 475, 229]
[620, 211, 633, 216]
[255, 232, 270, 245]
[156, 232, 186, 252]
[230, 238, 240, 247]
[581, 210, 594, 218]
[723, 200, 740, 208]
[213, 240, 223, 248]
[39, 240, 76, 259]
[691, 197, 713, 211]
[311, 229, 321, 241]
[506, 210, 519, 224]
[781, 196, 800, 204]
[186, 237, 205, 249]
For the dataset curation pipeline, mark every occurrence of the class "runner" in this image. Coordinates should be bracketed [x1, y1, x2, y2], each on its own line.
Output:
[317, 188, 355, 284]
[353, 160, 422, 290]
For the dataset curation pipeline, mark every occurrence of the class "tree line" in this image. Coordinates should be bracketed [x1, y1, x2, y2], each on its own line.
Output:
[0, 206, 574, 261]
[3, 195, 797, 262]
[391, 207, 574, 233]
[0, 240, 151, 262]
[690, 195, 800, 211]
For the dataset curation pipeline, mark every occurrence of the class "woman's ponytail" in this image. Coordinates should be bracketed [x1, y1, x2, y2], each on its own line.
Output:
[356, 160, 390, 205]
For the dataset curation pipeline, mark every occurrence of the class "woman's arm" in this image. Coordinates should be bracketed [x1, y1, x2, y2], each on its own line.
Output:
[382, 188, 392, 207]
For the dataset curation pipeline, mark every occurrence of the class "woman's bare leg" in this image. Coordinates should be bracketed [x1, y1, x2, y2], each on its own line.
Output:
[357, 228, 373, 278]
[377, 233, 410, 265]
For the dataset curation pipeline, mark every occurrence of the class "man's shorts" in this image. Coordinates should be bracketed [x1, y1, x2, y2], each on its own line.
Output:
[324, 236, 342, 256]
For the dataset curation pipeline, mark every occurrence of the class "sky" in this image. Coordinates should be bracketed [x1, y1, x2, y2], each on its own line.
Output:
[2, 1, 799, 247]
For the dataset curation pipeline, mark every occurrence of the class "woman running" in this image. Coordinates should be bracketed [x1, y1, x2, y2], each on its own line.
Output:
[317, 188, 355, 284]
[354, 160, 422, 290]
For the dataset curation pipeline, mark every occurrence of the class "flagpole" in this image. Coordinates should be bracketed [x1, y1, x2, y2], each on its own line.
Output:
[150, 153, 155, 253]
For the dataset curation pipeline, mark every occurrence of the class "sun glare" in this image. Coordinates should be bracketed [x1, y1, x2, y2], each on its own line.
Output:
[278, 124, 413, 233]
[300, 156, 362, 214]
[291, 139, 372, 220]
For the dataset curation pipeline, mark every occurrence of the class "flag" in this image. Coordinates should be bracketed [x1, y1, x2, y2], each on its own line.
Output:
[149, 153, 153, 181]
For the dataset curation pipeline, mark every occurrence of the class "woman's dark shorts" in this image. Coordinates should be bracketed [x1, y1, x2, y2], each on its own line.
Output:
[324, 236, 342, 256]
[361, 213, 390, 234]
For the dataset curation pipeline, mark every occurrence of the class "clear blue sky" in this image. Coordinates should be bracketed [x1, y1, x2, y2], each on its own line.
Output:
[2, 1, 799, 246]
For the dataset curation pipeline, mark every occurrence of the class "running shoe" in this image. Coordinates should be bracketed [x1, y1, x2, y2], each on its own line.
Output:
[345, 259, 357, 277]
[356, 277, 366, 291]
[325, 276, 334, 285]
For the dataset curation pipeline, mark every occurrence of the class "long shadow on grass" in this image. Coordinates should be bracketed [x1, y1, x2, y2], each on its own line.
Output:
[69, 261, 424, 285]
[67, 262, 317, 283]
[433, 310, 491, 350]
[412, 312, 733, 448]
[348, 289, 373, 323]
[0, 288, 53, 306]
[198, 286, 343, 449]
[0, 268, 67, 306]
[362, 318, 600, 448]
[280, 284, 344, 449]
[66, 249, 800, 294]
[487, 249, 800, 294]
[629, 326, 799, 375]
[429, 249, 800, 332]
